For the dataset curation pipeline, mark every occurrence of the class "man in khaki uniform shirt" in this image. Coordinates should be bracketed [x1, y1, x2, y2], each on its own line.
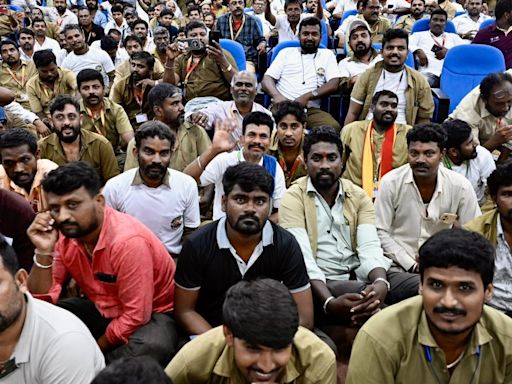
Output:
[0, 39, 37, 109]
[26, 49, 77, 120]
[124, 83, 211, 172]
[449, 71, 512, 156]
[342, 90, 411, 191]
[166, 279, 337, 384]
[38, 95, 119, 183]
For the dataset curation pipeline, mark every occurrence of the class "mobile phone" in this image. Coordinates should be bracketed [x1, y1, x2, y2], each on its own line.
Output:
[209, 30, 221, 46]
[431, 44, 442, 53]
[387, 4, 394, 8]
[440, 213, 458, 225]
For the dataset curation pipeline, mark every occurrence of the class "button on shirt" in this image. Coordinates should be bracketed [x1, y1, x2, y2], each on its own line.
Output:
[490, 215, 512, 312]
[265, 47, 341, 108]
[288, 179, 390, 283]
[375, 164, 481, 271]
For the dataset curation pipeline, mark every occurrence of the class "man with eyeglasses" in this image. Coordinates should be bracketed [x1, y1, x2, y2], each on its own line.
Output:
[449, 72, 512, 158]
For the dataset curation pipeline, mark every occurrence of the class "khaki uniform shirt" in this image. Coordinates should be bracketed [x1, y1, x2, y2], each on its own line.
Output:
[394, 14, 428, 33]
[124, 121, 211, 172]
[0, 12, 17, 37]
[174, 50, 237, 102]
[341, 120, 411, 187]
[356, 14, 391, 44]
[439, 0, 458, 19]
[38, 129, 120, 182]
[165, 326, 337, 384]
[0, 159, 58, 212]
[351, 61, 434, 126]
[0, 61, 37, 109]
[109, 74, 153, 128]
[26, 68, 77, 117]
[347, 296, 512, 383]
[449, 88, 512, 148]
[79, 98, 133, 151]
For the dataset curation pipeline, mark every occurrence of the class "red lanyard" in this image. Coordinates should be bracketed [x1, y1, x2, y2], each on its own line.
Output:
[278, 157, 301, 179]
[431, 33, 445, 47]
[184, 56, 202, 84]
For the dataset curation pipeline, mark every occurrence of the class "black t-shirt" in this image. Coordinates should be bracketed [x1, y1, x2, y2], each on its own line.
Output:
[176, 219, 309, 327]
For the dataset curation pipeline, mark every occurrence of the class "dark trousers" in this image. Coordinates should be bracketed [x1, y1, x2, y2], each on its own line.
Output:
[57, 297, 178, 367]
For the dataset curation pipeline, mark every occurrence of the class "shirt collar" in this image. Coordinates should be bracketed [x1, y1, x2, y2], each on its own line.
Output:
[404, 165, 445, 194]
[216, 216, 274, 249]
[418, 309, 493, 353]
[11, 293, 34, 365]
[131, 168, 171, 187]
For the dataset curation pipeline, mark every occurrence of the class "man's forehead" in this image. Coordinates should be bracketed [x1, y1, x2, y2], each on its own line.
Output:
[1, 145, 33, 158]
[245, 124, 270, 134]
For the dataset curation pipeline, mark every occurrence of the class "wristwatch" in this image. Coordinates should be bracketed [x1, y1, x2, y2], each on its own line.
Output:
[374, 277, 390, 291]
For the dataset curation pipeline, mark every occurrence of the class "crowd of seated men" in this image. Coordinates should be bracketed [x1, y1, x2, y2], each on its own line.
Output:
[0, 0, 512, 382]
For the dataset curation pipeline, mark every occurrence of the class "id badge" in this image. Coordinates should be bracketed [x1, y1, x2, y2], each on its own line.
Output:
[135, 113, 148, 123]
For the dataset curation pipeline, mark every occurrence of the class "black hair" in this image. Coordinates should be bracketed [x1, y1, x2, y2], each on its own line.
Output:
[132, 18, 149, 29]
[19, 27, 35, 37]
[135, 120, 176, 150]
[91, 356, 172, 384]
[442, 119, 472, 150]
[222, 162, 275, 197]
[130, 51, 155, 69]
[495, 0, 512, 20]
[241, 111, 273, 135]
[0, 39, 19, 50]
[371, 90, 398, 106]
[32, 18, 47, 26]
[100, 35, 118, 51]
[298, 15, 321, 34]
[419, 229, 495, 288]
[111, 3, 123, 13]
[487, 160, 512, 196]
[42, 161, 102, 197]
[284, 0, 302, 9]
[33, 49, 57, 68]
[406, 122, 447, 150]
[0, 235, 20, 277]
[123, 34, 143, 47]
[148, 83, 182, 108]
[430, 7, 448, 19]
[77, 6, 91, 14]
[272, 100, 307, 125]
[77, 68, 105, 88]
[62, 24, 83, 35]
[382, 28, 409, 49]
[303, 125, 343, 160]
[479, 72, 512, 100]
[159, 8, 174, 18]
[203, 11, 216, 19]
[107, 29, 122, 37]
[357, 0, 370, 8]
[223, 279, 298, 349]
[187, 3, 201, 13]
[49, 94, 80, 116]
[185, 20, 207, 34]
[0, 128, 38, 155]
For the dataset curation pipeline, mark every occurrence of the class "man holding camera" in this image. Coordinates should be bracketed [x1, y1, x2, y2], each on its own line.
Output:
[163, 20, 238, 102]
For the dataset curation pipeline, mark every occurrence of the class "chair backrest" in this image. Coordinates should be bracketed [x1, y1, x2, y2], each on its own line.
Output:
[479, 18, 495, 30]
[341, 9, 358, 23]
[440, 44, 505, 113]
[411, 18, 456, 33]
[320, 19, 329, 48]
[219, 39, 247, 70]
[454, 10, 466, 17]
[269, 40, 327, 64]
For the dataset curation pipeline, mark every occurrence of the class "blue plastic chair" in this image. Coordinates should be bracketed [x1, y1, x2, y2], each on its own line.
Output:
[219, 39, 247, 71]
[411, 18, 457, 33]
[454, 10, 466, 17]
[479, 18, 495, 30]
[435, 44, 505, 117]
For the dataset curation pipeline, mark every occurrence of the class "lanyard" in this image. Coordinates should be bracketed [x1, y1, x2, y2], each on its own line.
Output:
[229, 14, 245, 41]
[443, 156, 469, 177]
[41, 81, 57, 100]
[132, 86, 145, 107]
[85, 107, 106, 136]
[431, 32, 446, 47]
[278, 156, 301, 180]
[382, 69, 405, 94]
[184, 55, 202, 84]
[6, 66, 25, 88]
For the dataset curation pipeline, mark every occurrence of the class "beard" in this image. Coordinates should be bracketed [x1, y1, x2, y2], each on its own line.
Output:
[301, 40, 318, 54]
[55, 218, 99, 238]
[0, 287, 23, 332]
[140, 162, 168, 181]
[56, 123, 81, 143]
[228, 214, 265, 235]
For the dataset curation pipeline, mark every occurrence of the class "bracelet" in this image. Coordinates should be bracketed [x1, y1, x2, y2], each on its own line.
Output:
[34, 249, 54, 258]
[221, 63, 232, 73]
[374, 277, 390, 292]
[33, 254, 53, 269]
[196, 156, 203, 171]
[323, 296, 335, 314]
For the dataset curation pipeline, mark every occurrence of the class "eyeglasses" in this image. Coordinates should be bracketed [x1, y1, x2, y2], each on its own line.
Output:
[492, 89, 512, 100]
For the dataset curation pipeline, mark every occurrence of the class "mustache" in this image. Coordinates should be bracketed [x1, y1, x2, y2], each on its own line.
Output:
[433, 307, 466, 316]
[248, 143, 264, 150]
[54, 220, 79, 230]
[238, 214, 259, 222]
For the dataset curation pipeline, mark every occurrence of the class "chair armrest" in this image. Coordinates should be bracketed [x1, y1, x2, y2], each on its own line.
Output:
[431, 88, 450, 123]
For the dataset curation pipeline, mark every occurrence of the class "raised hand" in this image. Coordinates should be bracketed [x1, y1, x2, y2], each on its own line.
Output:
[27, 211, 59, 254]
